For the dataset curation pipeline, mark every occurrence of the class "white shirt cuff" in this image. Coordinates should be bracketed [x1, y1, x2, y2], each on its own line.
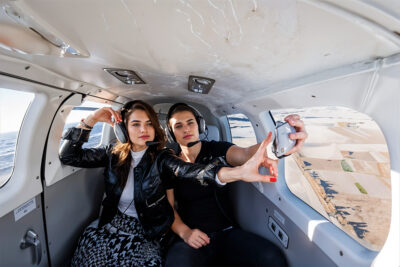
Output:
[215, 174, 227, 186]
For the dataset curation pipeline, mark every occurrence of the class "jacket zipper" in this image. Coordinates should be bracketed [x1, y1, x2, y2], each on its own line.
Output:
[146, 194, 166, 208]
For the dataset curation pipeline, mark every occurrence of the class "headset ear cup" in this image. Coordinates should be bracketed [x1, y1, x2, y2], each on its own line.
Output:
[198, 116, 206, 134]
[166, 126, 176, 142]
[114, 122, 130, 144]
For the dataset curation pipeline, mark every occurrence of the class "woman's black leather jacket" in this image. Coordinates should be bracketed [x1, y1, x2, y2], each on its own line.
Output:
[59, 127, 222, 239]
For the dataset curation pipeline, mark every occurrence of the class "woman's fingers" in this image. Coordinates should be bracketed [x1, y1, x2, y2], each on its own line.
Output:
[110, 108, 122, 124]
[238, 131, 279, 183]
[256, 132, 272, 158]
[252, 174, 277, 183]
[266, 158, 278, 177]
[91, 107, 117, 126]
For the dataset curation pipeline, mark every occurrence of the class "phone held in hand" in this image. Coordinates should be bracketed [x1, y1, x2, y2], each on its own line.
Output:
[273, 121, 296, 159]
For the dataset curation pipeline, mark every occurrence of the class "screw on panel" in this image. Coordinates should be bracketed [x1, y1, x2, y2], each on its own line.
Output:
[255, 124, 258, 127]
[36, 176, 39, 180]
[61, 110, 64, 113]
[25, 66, 30, 70]
[311, 95, 316, 98]
[48, 162, 51, 165]
[278, 197, 281, 201]
[266, 208, 269, 213]
[339, 251, 343, 256]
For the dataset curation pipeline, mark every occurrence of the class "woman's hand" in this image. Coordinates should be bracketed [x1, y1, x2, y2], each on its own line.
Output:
[181, 228, 210, 249]
[239, 131, 278, 182]
[284, 114, 307, 155]
[217, 132, 278, 183]
[83, 107, 122, 128]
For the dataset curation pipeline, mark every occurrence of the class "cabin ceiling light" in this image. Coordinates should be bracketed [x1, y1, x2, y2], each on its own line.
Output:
[104, 68, 146, 85]
[1, 3, 89, 57]
[188, 76, 215, 94]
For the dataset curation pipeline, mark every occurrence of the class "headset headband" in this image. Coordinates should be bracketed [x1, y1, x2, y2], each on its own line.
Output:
[121, 100, 142, 120]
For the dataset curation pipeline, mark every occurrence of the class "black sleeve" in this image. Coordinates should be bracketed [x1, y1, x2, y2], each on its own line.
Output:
[158, 149, 224, 187]
[161, 172, 175, 190]
[59, 127, 110, 168]
[208, 140, 234, 157]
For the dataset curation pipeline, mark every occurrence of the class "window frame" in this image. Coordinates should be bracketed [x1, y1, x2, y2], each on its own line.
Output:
[226, 113, 258, 147]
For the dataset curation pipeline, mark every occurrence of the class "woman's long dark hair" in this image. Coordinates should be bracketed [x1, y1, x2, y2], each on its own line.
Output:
[112, 100, 166, 187]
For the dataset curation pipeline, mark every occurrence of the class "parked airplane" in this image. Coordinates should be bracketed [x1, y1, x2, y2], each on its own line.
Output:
[0, 0, 399, 266]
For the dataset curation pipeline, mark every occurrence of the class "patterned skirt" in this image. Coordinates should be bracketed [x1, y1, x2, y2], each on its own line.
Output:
[71, 211, 162, 267]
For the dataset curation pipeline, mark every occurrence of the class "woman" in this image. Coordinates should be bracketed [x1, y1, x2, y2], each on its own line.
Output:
[59, 100, 275, 266]
[165, 103, 307, 266]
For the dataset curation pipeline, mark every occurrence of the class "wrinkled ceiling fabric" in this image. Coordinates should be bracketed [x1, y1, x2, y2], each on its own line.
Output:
[0, 0, 399, 106]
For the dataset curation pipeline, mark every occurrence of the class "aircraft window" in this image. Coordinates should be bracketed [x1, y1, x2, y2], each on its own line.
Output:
[270, 107, 391, 251]
[0, 88, 34, 187]
[60, 101, 111, 148]
[227, 114, 257, 147]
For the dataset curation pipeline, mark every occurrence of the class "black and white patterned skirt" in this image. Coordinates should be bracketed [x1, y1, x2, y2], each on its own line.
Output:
[71, 211, 162, 267]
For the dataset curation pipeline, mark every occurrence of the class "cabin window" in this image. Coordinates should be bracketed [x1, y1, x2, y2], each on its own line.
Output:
[227, 114, 257, 147]
[270, 107, 391, 251]
[60, 101, 111, 148]
[0, 88, 34, 187]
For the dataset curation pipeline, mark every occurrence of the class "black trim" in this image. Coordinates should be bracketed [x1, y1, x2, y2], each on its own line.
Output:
[0, 70, 123, 104]
[269, 110, 276, 126]
[39, 92, 75, 267]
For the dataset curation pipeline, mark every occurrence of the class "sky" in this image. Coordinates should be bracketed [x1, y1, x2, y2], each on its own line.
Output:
[0, 88, 34, 133]
[0, 87, 112, 133]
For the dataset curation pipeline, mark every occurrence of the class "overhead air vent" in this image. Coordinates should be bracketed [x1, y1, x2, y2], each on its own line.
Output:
[188, 76, 215, 94]
[104, 68, 146, 85]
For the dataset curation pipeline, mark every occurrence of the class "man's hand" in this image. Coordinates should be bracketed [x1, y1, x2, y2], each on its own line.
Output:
[284, 114, 307, 155]
[181, 228, 210, 249]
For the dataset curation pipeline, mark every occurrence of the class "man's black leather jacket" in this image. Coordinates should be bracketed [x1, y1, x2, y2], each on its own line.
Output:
[59, 127, 222, 239]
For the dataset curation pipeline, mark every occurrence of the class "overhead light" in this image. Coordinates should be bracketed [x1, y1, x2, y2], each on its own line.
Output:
[188, 75, 215, 94]
[104, 68, 146, 85]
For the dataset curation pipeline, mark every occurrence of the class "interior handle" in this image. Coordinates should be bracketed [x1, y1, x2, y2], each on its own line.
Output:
[20, 229, 42, 265]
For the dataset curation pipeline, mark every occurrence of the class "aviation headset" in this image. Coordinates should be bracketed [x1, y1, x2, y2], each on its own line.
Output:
[114, 100, 144, 144]
[166, 103, 206, 142]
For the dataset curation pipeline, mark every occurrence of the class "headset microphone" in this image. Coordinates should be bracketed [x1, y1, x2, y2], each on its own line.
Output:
[145, 141, 160, 146]
[187, 140, 201, 147]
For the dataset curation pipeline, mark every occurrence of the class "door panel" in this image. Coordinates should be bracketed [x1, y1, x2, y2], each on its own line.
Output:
[230, 181, 336, 267]
[43, 168, 105, 265]
[0, 195, 48, 266]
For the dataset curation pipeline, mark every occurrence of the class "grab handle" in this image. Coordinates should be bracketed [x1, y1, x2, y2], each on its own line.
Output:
[20, 229, 42, 265]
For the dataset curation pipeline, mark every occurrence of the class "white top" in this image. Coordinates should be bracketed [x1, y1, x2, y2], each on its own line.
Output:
[117, 148, 147, 218]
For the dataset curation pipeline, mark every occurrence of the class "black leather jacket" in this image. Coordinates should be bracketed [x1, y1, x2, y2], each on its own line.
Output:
[59, 127, 222, 239]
